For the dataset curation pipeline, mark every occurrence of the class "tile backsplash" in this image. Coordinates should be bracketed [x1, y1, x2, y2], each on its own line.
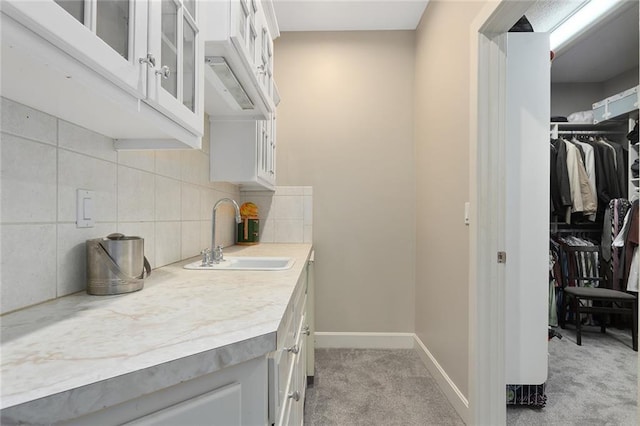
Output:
[1, 99, 314, 314]
[240, 186, 313, 244]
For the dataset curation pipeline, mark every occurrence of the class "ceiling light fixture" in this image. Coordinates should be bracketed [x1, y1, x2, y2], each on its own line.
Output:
[550, 0, 624, 52]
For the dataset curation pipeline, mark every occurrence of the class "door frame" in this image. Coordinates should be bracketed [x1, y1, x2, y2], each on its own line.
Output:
[468, 1, 536, 425]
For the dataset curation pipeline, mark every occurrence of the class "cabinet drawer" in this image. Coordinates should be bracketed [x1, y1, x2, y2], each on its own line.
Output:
[269, 285, 307, 425]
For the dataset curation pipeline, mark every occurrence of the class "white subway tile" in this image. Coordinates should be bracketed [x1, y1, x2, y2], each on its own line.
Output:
[182, 183, 201, 221]
[118, 166, 155, 222]
[1, 224, 56, 314]
[58, 150, 117, 223]
[155, 221, 181, 267]
[200, 188, 215, 221]
[58, 120, 116, 162]
[56, 223, 115, 297]
[198, 152, 210, 186]
[274, 219, 304, 243]
[213, 205, 236, 247]
[155, 151, 182, 180]
[155, 176, 181, 221]
[273, 196, 303, 220]
[275, 186, 304, 196]
[259, 219, 275, 243]
[181, 150, 201, 185]
[1, 134, 57, 223]
[118, 150, 155, 172]
[181, 221, 201, 260]
[200, 220, 212, 252]
[303, 195, 313, 225]
[0, 98, 56, 145]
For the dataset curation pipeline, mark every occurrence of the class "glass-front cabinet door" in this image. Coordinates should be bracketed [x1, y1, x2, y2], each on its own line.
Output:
[147, 0, 203, 135]
[4, 0, 148, 97]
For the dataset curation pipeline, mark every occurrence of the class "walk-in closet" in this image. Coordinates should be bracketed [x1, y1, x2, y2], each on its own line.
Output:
[506, 1, 639, 424]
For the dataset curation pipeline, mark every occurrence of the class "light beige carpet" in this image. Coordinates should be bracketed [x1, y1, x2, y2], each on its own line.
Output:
[303, 348, 465, 426]
[305, 328, 637, 426]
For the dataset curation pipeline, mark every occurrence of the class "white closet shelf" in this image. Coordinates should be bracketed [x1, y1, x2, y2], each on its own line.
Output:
[592, 86, 639, 124]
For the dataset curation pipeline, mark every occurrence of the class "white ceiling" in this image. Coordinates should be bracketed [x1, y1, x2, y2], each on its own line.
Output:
[273, 0, 639, 85]
[273, 0, 429, 32]
[526, 0, 639, 83]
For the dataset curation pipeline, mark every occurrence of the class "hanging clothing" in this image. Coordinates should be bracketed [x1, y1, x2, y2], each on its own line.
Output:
[590, 138, 623, 210]
[605, 199, 632, 290]
[623, 200, 639, 291]
[573, 139, 597, 221]
[551, 139, 572, 221]
[603, 138, 628, 197]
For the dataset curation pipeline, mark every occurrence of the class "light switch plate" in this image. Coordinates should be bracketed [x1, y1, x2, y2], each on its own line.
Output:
[77, 189, 95, 228]
[464, 202, 470, 226]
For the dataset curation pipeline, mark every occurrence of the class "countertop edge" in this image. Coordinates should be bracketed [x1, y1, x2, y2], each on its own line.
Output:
[1, 332, 276, 424]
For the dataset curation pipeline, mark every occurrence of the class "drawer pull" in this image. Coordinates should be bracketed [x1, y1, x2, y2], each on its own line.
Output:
[288, 391, 300, 401]
[303, 325, 310, 336]
[287, 344, 299, 354]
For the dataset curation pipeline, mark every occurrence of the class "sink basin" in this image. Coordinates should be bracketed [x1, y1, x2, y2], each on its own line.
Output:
[184, 256, 295, 271]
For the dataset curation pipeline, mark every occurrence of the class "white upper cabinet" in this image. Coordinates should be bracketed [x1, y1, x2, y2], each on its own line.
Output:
[1, 0, 203, 149]
[4, 0, 148, 98]
[146, 0, 203, 136]
[210, 116, 276, 191]
[200, 0, 278, 120]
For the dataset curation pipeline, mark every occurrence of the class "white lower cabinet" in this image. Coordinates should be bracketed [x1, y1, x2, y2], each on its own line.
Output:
[268, 259, 311, 426]
[63, 356, 268, 426]
[126, 383, 243, 426]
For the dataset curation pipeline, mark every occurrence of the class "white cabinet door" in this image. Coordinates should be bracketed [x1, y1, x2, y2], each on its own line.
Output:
[127, 383, 242, 426]
[146, 0, 203, 134]
[3, 0, 147, 98]
[256, 116, 276, 186]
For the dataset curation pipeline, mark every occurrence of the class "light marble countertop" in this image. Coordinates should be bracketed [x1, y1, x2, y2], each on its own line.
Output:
[0, 243, 312, 422]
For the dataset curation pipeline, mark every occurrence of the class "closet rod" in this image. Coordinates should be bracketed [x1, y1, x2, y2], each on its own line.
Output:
[555, 130, 625, 135]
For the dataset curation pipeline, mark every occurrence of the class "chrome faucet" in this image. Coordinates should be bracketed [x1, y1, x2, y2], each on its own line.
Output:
[209, 198, 242, 264]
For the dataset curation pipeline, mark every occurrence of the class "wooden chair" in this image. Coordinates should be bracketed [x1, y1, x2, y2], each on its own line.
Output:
[559, 244, 638, 351]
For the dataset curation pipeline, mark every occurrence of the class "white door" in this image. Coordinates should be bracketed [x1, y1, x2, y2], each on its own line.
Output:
[504, 32, 550, 385]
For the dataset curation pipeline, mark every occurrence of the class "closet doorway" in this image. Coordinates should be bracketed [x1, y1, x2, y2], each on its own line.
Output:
[470, 1, 639, 425]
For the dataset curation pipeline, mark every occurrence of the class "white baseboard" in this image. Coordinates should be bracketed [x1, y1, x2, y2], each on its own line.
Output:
[413, 334, 469, 424]
[314, 332, 415, 349]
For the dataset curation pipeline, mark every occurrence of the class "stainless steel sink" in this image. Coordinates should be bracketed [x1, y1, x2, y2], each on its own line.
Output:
[184, 256, 295, 271]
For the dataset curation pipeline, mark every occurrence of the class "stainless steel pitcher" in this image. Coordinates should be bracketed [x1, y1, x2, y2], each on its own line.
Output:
[86, 233, 151, 295]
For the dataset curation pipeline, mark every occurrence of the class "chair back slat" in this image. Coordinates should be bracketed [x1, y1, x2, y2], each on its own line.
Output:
[562, 244, 603, 289]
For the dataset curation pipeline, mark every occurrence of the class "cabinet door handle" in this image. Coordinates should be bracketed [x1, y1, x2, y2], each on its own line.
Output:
[288, 391, 300, 401]
[302, 325, 310, 336]
[139, 53, 156, 68]
[286, 344, 299, 354]
[156, 66, 171, 80]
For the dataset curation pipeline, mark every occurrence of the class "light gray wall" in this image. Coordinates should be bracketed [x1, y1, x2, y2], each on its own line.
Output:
[550, 83, 604, 117]
[603, 66, 639, 99]
[274, 31, 417, 333]
[413, 0, 485, 400]
[551, 66, 639, 117]
[0, 98, 240, 314]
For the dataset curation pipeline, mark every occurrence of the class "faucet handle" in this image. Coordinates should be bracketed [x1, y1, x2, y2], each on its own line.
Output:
[213, 245, 224, 263]
[200, 248, 212, 266]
